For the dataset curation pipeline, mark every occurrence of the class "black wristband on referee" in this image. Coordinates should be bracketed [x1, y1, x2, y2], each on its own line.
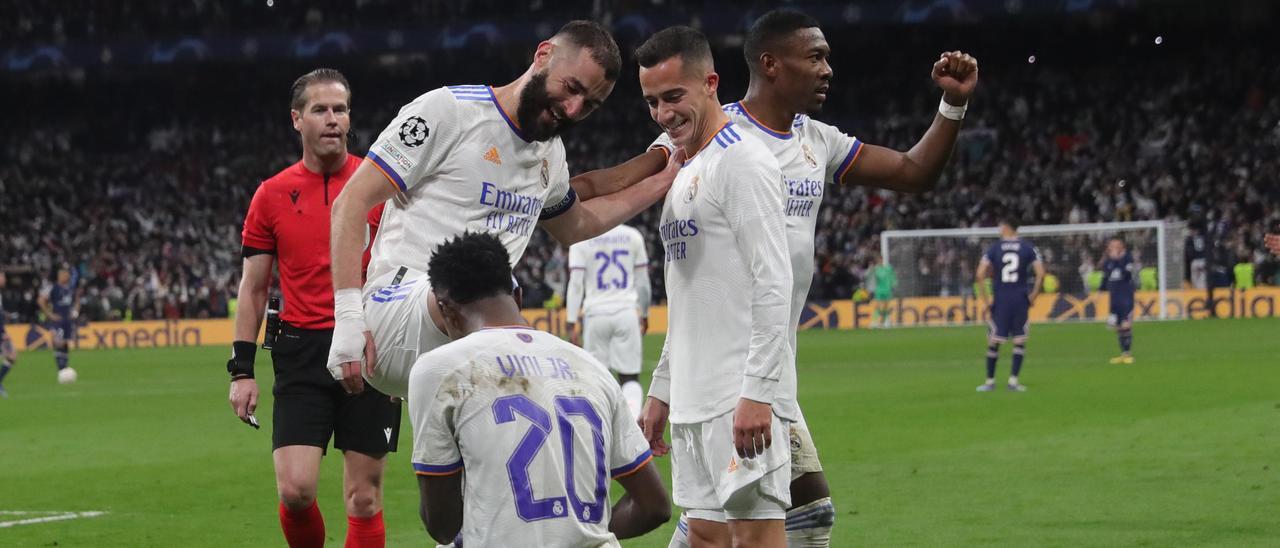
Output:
[227, 340, 257, 380]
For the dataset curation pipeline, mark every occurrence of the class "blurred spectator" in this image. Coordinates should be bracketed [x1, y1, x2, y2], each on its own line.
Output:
[2, 10, 1278, 319]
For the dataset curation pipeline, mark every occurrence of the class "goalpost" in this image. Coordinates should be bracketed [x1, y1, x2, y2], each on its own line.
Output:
[879, 220, 1185, 322]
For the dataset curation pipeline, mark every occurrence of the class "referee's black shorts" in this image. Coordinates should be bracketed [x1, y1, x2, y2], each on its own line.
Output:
[270, 323, 401, 455]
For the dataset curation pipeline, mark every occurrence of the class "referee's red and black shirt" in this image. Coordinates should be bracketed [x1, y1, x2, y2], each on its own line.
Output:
[242, 154, 362, 330]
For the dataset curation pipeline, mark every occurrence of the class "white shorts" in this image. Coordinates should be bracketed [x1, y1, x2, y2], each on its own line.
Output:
[583, 308, 642, 376]
[672, 410, 791, 522]
[362, 267, 451, 399]
[788, 408, 823, 481]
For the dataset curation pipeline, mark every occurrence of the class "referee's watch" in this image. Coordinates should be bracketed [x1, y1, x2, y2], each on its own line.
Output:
[227, 340, 257, 380]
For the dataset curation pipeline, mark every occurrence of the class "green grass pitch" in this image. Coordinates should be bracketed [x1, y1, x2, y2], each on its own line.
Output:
[1, 319, 1277, 546]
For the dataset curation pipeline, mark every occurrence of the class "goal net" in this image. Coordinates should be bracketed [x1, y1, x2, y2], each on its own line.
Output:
[878, 221, 1185, 322]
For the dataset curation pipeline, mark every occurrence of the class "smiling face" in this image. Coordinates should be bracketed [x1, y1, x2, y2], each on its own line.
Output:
[640, 55, 720, 154]
[518, 44, 615, 141]
[291, 81, 350, 159]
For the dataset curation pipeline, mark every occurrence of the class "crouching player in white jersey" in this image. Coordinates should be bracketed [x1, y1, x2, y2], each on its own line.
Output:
[635, 27, 796, 547]
[566, 223, 652, 417]
[643, 11, 979, 546]
[326, 21, 683, 398]
[408, 232, 671, 547]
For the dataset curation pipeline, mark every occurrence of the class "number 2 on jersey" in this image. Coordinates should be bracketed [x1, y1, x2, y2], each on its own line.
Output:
[492, 394, 608, 524]
[1001, 252, 1020, 283]
[594, 250, 631, 291]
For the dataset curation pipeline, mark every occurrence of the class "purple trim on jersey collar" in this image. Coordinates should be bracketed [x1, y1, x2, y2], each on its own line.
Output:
[733, 101, 793, 140]
[487, 86, 530, 142]
[478, 325, 537, 331]
[682, 120, 734, 167]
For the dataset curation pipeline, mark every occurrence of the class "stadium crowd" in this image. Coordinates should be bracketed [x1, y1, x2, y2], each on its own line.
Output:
[2, 16, 1277, 322]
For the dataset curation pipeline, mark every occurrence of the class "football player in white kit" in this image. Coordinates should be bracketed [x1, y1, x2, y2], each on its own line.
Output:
[326, 21, 682, 398]
[408, 232, 670, 547]
[635, 26, 795, 547]
[566, 223, 652, 418]
[645, 11, 979, 547]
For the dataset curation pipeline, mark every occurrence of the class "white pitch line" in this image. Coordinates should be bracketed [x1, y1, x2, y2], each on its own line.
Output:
[0, 511, 107, 528]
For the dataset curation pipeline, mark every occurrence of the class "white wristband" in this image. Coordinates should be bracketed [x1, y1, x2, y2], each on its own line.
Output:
[334, 288, 364, 324]
[939, 96, 968, 121]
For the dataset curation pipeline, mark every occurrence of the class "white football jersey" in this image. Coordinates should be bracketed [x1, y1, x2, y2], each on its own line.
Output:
[364, 85, 576, 284]
[650, 121, 795, 424]
[567, 225, 650, 317]
[408, 327, 652, 548]
[655, 103, 862, 338]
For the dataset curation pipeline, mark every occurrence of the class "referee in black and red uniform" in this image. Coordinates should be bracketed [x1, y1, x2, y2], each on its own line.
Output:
[227, 68, 397, 548]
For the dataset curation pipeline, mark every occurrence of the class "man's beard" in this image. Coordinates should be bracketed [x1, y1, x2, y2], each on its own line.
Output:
[516, 70, 575, 141]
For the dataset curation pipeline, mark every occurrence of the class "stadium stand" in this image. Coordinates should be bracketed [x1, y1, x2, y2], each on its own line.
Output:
[1, 1, 1277, 321]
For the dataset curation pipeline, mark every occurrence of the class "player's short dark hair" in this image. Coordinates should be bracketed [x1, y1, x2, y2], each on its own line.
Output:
[554, 20, 622, 81]
[999, 217, 1021, 231]
[635, 26, 713, 71]
[744, 9, 821, 72]
[290, 68, 350, 111]
[427, 232, 514, 305]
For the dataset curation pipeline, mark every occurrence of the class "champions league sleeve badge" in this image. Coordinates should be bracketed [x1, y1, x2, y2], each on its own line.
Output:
[398, 116, 429, 147]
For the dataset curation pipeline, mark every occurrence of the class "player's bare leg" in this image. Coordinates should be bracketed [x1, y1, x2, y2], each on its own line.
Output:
[727, 518, 787, 548]
[273, 445, 326, 548]
[687, 518, 731, 547]
[342, 450, 388, 547]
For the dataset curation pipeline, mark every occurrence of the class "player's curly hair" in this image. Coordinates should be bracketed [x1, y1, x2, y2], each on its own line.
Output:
[744, 10, 821, 72]
[427, 232, 514, 305]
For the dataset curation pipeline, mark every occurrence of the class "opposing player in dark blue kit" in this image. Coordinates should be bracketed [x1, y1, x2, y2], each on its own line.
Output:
[0, 271, 17, 397]
[1101, 238, 1137, 364]
[37, 264, 79, 384]
[975, 220, 1044, 392]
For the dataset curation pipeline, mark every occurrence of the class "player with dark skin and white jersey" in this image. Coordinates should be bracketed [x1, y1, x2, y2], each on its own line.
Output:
[409, 232, 670, 547]
[638, 10, 978, 547]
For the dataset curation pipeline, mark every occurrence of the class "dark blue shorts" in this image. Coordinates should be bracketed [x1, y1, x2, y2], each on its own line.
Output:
[1110, 297, 1134, 326]
[988, 297, 1029, 341]
[49, 319, 74, 343]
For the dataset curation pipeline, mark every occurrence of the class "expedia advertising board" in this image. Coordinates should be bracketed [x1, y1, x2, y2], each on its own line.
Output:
[5, 288, 1277, 350]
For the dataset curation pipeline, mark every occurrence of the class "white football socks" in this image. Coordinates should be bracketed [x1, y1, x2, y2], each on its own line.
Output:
[622, 380, 643, 418]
